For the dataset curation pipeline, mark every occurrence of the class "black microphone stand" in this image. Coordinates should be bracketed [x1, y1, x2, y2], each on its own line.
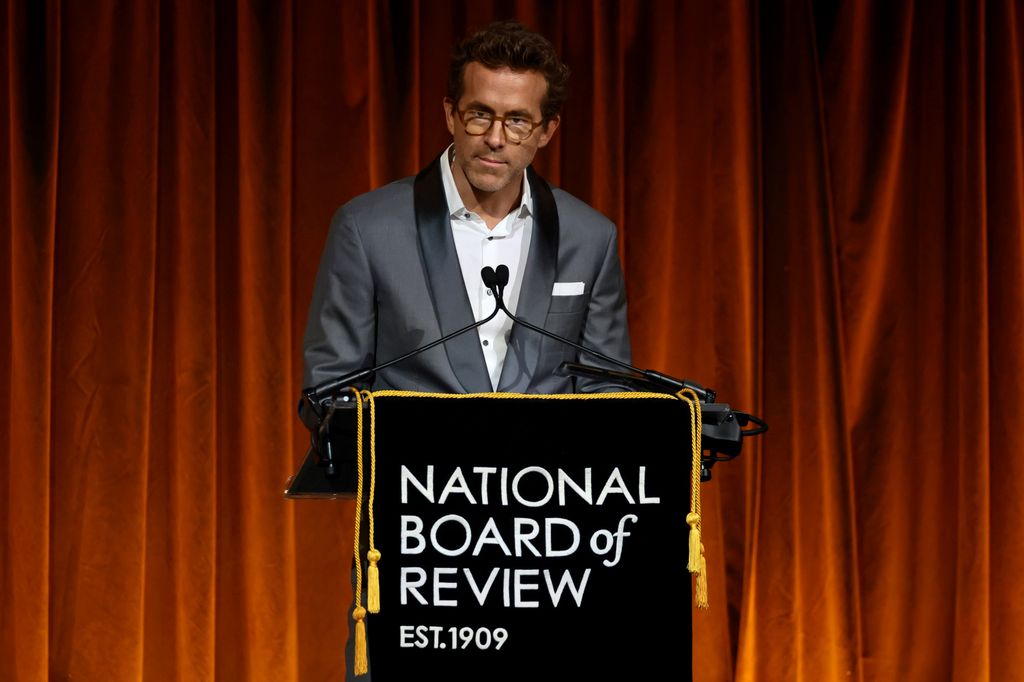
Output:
[480, 265, 767, 479]
[481, 265, 715, 401]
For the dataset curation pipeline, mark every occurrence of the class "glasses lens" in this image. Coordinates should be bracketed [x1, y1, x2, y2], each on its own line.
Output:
[463, 111, 493, 135]
[503, 119, 533, 141]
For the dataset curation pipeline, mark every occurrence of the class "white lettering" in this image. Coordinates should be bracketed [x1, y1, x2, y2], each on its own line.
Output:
[638, 466, 660, 504]
[558, 468, 592, 505]
[544, 568, 591, 607]
[401, 465, 434, 503]
[400, 567, 428, 605]
[433, 567, 459, 606]
[514, 517, 541, 557]
[545, 517, 581, 557]
[472, 466, 497, 505]
[438, 467, 477, 505]
[399, 625, 415, 647]
[429, 514, 472, 557]
[464, 566, 502, 606]
[472, 517, 513, 556]
[400, 515, 425, 554]
[596, 467, 636, 505]
[514, 569, 540, 607]
[512, 466, 554, 507]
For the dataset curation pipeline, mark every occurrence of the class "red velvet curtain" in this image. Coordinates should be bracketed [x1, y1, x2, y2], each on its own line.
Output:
[3, 1, 1022, 680]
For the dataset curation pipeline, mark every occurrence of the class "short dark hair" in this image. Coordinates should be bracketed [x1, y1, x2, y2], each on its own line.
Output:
[447, 21, 569, 122]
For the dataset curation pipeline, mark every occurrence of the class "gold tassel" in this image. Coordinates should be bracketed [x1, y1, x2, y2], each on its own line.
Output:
[695, 548, 709, 609]
[353, 606, 368, 675]
[686, 512, 702, 573]
[366, 549, 382, 614]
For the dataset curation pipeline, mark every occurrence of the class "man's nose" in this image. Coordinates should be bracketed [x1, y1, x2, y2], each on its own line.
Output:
[483, 119, 506, 147]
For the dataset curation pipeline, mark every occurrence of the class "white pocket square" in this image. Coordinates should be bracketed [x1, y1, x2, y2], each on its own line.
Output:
[552, 282, 584, 296]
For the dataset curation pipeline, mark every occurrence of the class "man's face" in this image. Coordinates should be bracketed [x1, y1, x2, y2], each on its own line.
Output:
[444, 62, 559, 197]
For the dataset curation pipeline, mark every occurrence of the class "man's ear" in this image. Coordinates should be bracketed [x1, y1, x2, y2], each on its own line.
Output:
[536, 114, 560, 148]
[443, 98, 456, 136]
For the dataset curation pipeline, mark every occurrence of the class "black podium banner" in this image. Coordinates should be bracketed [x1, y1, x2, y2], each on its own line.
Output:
[340, 392, 695, 681]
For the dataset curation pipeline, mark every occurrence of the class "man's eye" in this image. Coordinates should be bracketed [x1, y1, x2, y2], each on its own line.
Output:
[467, 110, 491, 121]
[505, 117, 532, 132]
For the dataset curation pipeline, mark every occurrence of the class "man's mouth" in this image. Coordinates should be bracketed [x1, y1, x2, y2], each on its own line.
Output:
[477, 157, 506, 167]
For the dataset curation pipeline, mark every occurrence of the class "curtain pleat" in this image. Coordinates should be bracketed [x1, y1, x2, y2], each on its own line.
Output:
[987, 4, 1024, 681]
[2, 1, 1022, 680]
[2, 1, 59, 680]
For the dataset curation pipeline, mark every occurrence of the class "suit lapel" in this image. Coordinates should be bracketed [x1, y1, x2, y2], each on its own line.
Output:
[414, 158, 492, 393]
[496, 166, 559, 392]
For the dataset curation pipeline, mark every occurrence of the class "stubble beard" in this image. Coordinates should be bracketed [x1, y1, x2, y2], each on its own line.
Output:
[464, 166, 513, 194]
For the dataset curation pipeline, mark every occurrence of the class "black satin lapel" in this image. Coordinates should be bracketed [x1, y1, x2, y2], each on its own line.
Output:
[414, 159, 492, 393]
[497, 166, 559, 392]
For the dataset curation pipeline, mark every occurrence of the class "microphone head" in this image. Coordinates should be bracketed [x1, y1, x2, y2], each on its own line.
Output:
[480, 266, 497, 288]
[495, 264, 510, 287]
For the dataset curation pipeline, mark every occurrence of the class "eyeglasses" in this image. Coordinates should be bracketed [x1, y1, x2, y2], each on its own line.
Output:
[453, 106, 543, 144]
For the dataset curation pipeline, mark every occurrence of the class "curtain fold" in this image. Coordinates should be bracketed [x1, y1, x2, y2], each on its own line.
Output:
[2, 2, 59, 680]
[3, 1, 1022, 680]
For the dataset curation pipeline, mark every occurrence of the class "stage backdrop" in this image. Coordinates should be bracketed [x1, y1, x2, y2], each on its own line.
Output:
[3, 1, 1022, 680]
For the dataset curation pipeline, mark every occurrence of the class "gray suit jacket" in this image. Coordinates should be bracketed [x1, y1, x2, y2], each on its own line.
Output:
[302, 155, 631, 400]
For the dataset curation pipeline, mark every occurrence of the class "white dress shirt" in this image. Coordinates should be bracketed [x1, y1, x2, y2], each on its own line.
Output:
[440, 148, 533, 389]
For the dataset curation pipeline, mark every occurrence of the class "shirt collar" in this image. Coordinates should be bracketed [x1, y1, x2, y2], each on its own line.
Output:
[439, 145, 532, 222]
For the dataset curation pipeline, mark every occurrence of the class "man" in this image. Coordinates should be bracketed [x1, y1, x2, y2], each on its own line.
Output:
[301, 21, 631, 404]
[302, 24, 632, 677]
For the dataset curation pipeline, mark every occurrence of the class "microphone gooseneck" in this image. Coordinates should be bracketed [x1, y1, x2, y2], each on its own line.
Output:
[303, 266, 506, 408]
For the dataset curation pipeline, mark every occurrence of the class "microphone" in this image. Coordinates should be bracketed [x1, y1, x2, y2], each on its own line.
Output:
[494, 264, 509, 299]
[480, 265, 508, 301]
[481, 266, 497, 290]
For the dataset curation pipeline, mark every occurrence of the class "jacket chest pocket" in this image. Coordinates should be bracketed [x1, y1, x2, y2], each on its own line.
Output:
[546, 291, 588, 315]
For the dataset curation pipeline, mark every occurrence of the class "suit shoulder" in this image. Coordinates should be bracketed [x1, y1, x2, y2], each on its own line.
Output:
[550, 187, 616, 238]
[333, 176, 415, 224]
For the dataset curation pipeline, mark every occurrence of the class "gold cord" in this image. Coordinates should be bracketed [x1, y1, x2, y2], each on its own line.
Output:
[677, 388, 709, 609]
[362, 390, 382, 614]
[348, 387, 369, 674]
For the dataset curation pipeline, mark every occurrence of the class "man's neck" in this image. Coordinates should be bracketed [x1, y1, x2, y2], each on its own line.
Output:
[451, 160, 523, 231]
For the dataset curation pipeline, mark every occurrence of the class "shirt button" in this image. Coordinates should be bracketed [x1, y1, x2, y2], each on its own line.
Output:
[486, 290, 492, 297]
[482, 339, 489, 346]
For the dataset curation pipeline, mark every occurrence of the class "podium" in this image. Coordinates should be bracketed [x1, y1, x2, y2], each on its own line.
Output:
[288, 390, 698, 681]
